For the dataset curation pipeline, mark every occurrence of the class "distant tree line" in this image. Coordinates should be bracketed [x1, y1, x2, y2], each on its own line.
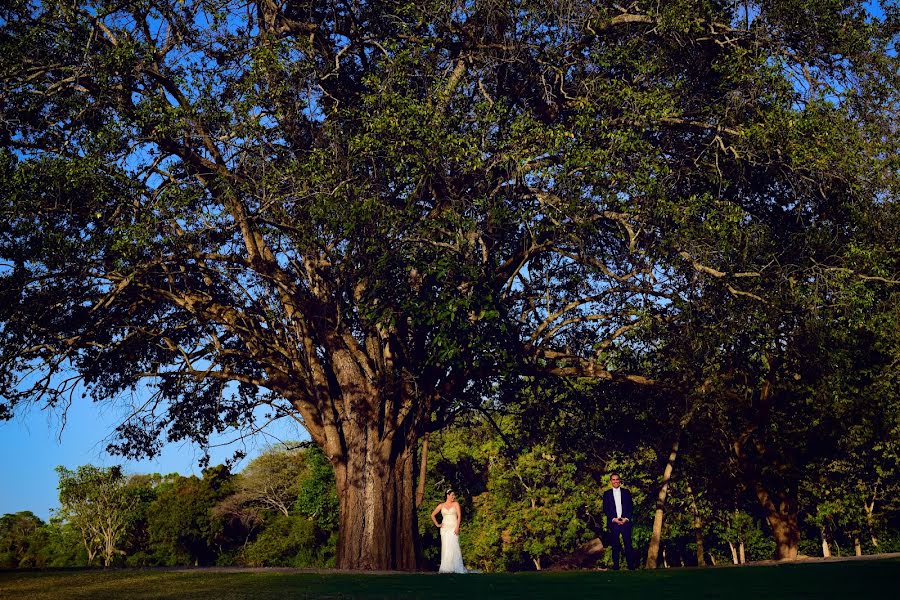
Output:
[0, 444, 338, 569]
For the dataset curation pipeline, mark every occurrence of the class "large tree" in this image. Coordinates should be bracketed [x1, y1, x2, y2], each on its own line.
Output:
[1, 0, 896, 568]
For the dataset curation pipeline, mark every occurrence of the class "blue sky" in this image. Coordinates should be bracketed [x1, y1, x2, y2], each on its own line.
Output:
[0, 394, 307, 521]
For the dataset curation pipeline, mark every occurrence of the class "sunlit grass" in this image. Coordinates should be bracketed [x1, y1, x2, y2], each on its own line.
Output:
[1, 557, 897, 599]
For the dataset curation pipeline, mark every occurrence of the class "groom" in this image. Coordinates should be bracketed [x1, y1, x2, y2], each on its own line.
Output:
[602, 472, 636, 570]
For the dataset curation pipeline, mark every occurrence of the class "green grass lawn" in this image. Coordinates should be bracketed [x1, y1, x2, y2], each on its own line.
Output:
[1, 558, 897, 600]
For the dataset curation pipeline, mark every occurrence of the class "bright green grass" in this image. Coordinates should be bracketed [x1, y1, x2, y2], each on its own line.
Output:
[1, 558, 897, 600]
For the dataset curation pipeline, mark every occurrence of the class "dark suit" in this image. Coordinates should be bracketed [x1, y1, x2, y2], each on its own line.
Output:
[602, 487, 636, 570]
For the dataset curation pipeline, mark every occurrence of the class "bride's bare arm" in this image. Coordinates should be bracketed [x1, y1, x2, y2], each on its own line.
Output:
[431, 504, 442, 527]
[453, 502, 462, 535]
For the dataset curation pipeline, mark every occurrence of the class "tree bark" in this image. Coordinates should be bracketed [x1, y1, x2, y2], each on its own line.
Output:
[733, 377, 799, 560]
[821, 528, 831, 558]
[738, 540, 746, 564]
[333, 423, 419, 570]
[764, 504, 799, 560]
[77, 524, 97, 566]
[686, 482, 704, 567]
[646, 400, 698, 569]
[854, 536, 862, 556]
[415, 431, 430, 508]
[646, 438, 679, 569]
[864, 489, 879, 547]
[694, 526, 705, 566]
[729, 541, 738, 565]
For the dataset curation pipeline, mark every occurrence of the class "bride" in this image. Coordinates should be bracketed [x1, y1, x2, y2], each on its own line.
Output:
[430, 490, 467, 573]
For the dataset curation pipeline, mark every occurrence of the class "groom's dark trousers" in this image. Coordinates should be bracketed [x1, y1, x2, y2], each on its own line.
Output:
[608, 520, 635, 570]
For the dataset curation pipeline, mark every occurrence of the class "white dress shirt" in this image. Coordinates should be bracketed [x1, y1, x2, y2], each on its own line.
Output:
[613, 487, 623, 518]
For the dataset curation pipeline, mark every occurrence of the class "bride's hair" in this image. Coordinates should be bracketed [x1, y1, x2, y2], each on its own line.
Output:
[445, 488, 455, 497]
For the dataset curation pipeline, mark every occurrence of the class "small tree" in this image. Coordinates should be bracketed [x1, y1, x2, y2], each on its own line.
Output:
[237, 444, 308, 518]
[55, 465, 138, 566]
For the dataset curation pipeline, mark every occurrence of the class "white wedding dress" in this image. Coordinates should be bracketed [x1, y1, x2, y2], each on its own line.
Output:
[438, 506, 467, 573]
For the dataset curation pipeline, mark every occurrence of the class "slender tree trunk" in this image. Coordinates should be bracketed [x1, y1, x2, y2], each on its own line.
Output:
[708, 552, 717, 566]
[694, 525, 705, 566]
[646, 438, 679, 569]
[854, 536, 862, 556]
[662, 547, 669, 568]
[533, 557, 542, 570]
[334, 423, 419, 570]
[820, 528, 831, 558]
[729, 541, 738, 565]
[415, 431, 430, 508]
[646, 400, 699, 569]
[78, 526, 97, 566]
[685, 483, 704, 567]
[105, 532, 114, 567]
[865, 491, 879, 547]
[738, 541, 746, 564]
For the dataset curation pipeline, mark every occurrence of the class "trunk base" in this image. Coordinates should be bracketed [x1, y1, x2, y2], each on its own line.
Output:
[335, 439, 420, 570]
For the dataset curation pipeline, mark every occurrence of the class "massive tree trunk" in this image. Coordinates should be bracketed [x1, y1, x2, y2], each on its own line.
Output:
[333, 424, 419, 570]
[289, 303, 434, 570]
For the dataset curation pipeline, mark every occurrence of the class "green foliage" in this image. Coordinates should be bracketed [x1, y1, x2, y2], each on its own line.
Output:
[294, 446, 339, 532]
[55, 464, 140, 566]
[469, 446, 598, 571]
[145, 467, 235, 566]
[236, 443, 308, 517]
[0, 512, 47, 568]
[242, 515, 334, 568]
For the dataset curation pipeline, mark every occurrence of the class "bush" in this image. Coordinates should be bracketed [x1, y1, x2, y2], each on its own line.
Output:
[242, 515, 333, 568]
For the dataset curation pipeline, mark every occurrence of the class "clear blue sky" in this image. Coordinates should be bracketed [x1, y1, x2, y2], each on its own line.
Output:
[0, 394, 308, 521]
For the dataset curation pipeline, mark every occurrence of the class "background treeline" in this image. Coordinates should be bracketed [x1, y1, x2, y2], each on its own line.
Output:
[0, 444, 339, 569]
[4, 373, 898, 571]
[418, 386, 900, 572]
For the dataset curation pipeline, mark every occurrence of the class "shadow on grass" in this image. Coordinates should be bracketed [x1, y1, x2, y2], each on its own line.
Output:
[1, 557, 898, 599]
